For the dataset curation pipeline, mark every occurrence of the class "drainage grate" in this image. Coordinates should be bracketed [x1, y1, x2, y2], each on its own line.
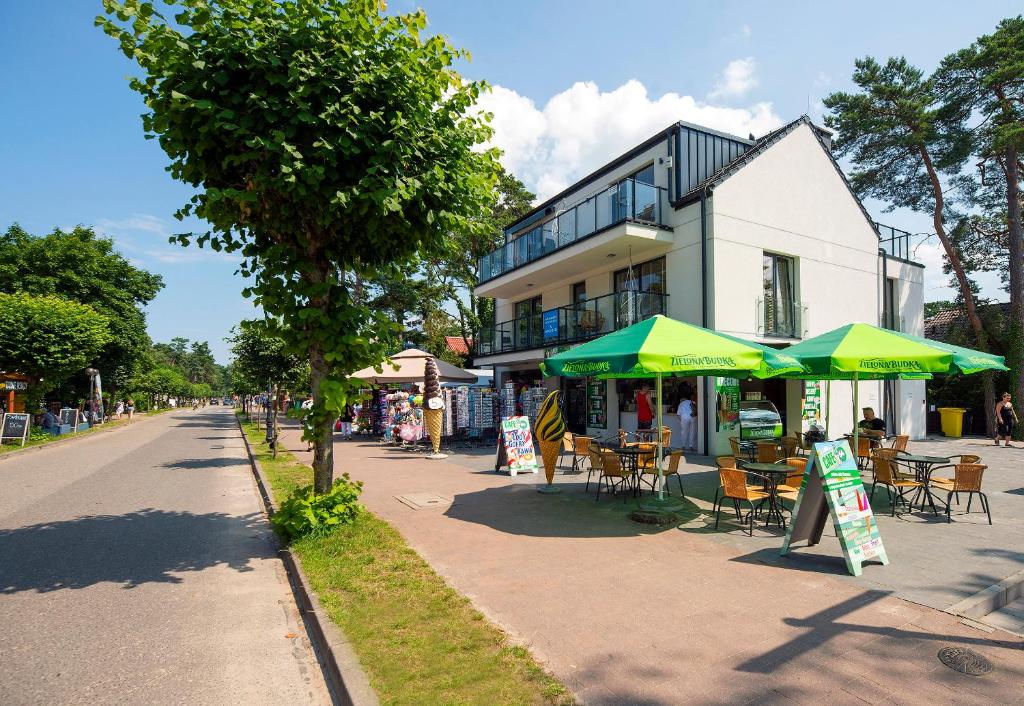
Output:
[937, 647, 993, 676]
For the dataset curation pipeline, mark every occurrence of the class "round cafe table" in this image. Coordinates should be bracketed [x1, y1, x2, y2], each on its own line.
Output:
[895, 453, 949, 514]
[742, 462, 795, 529]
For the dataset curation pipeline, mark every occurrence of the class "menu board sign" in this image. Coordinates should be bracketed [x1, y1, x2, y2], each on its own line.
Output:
[60, 408, 79, 431]
[497, 416, 539, 476]
[1, 412, 30, 446]
[781, 440, 888, 577]
[715, 377, 740, 432]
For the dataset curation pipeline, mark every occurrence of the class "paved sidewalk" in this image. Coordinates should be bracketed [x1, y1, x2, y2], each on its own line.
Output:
[0, 408, 330, 705]
[281, 426, 1024, 705]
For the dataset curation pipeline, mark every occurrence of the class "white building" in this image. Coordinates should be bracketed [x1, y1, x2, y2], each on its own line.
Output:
[473, 116, 926, 455]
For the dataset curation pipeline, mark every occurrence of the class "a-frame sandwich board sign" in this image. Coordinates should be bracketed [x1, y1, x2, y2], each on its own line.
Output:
[781, 440, 889, 577]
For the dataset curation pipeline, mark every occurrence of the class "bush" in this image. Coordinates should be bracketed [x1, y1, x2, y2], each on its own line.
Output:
[271, 474, 363, 541]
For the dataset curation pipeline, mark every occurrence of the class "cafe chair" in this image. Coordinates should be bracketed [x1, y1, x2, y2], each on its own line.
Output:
[756, 441, 781, 463]
[642, 449, 685, 497]
[890, 434, 909, 452]
[618, 428, 630, 447]
[853, 435, 873, 470]
[560, 431, 575, 467]
[570, 434, 593, 472]
[729, 437, 743, 457]
[871, 455, 922, 516]
[781, 434, 801, 458]
[637, 442, 657, 471]
[713, 468, 770, 536]
[596, 450, 631, 503]
[585, 447, 604, 493]
[776, 457, 808, 502]
[660, 425, 672, 448]
[930, 464, 991, 524]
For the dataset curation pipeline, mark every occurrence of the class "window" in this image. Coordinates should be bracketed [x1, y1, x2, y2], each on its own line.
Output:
[515, 296, 543, 349]
[572, 282, 587, 304]
[763, 253, 796, 336]
[615, 256, 665, 294]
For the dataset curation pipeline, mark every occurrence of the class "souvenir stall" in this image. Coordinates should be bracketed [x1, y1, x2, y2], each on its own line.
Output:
[383, 389, 424, 445]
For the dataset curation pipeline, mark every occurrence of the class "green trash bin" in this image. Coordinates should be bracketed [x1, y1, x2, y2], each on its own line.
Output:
[937, 407, 966, 438]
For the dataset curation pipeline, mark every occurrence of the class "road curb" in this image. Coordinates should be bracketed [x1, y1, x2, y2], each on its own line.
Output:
[948, 568, 1024, 619]
[235, 414, 379, 706]
[0, 409, 175, 463]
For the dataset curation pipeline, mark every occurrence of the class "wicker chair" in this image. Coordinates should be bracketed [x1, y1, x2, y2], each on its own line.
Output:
[570, 435, 593, 472]
[637, 442, 657, 473]
[586, 447, 604, 493]
[931, 464, 991, 524]
[854, 435, 872, 470]
[756, 441, 781, 463]
[776, 457, 808, 501]
[871, 455, 922, 516]
[729, 437, 743, 457]
[781, 434, 801, 458]
[560, 431, 574, 467]
[890, 434, 909, 452]
[596, 450, 631, 503]
[618, 428, 629, 447]
[716, 455, 739, 469]
[713, 467, 769, 536]
[660, 425, 672, 448]
[642, 449, 685, 496]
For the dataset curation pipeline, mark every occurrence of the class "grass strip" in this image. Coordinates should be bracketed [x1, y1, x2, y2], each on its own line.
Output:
[238, 414, 573, 706]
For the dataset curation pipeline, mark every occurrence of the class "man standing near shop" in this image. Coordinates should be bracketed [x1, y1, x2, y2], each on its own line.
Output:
[677, 392, 698, 452]
[636, 383, 654, 430]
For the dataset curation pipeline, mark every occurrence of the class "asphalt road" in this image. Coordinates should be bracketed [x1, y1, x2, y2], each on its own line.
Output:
[0, 407, 330, 705]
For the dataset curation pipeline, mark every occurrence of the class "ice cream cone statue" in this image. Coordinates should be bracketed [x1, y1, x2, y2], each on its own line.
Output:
[536, 390, 567, 493]
[423, 357, 447, 459]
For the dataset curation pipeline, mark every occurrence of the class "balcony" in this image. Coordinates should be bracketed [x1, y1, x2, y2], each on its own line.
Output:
[476, 177, 671, 297]
[477, 291, 668, 358]
[875, 222, 917, 262]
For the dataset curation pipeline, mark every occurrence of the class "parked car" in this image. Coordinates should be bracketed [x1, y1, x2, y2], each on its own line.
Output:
[738, 400, 783, 441]
[210, 398, 219, 405]
[223, 398, 233, 406]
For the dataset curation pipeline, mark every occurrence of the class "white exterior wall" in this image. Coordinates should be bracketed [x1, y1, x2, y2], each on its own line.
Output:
[709, 123, 884, 453]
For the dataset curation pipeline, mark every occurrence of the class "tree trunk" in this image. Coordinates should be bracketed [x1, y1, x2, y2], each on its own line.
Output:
[920, 147, 996, 435]
[308, 340, 335, 493]
[1004, 145, 1023, 438]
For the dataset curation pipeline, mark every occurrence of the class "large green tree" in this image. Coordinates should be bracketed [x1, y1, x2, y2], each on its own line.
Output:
[100, 0, 499, 492]
[0, 224, 164, 400]
[824, 57, 999, 434]
[0, 293, 112, 407]
[936, 16, 1024, 424]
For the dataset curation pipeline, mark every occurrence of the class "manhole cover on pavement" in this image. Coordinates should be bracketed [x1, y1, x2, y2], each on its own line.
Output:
[937, 646, 993, 676]
[395, 493, 451, 510]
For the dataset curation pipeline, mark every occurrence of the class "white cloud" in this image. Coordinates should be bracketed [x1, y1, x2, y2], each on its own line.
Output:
[478, 78, 782, 201]
[708, 58, 758, 100]
[94, 214, 236, 266]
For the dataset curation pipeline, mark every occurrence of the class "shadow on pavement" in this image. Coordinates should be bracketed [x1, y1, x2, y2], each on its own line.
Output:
[162, 457, 250, 469]
[0, 509, 266, 594]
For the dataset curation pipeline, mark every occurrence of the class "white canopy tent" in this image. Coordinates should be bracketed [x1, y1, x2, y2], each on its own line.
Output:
[350, 348, 477, 385]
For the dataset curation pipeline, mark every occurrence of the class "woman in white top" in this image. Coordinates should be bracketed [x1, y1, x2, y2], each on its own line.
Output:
[677, 394, 698, 451]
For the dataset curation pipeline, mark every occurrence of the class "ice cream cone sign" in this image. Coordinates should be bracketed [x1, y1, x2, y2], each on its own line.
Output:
[536, 390, 567, 490]
[423, 357, 446, 459]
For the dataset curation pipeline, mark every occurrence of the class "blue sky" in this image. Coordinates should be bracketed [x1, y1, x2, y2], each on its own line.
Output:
[2, 1, 1019, 362]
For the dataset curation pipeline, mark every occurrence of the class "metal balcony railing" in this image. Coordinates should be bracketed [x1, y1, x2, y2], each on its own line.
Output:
[875, 221, 915, 262]
[478, 177, 668, 284]
[477, 291, 668, 356]
[757, 297, 806, 339]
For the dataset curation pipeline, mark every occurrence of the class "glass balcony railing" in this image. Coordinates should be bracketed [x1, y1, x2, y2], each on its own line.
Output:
[477, 291, 668, 356]
[875, 221, 916, 262]
[478, 177, 668, 284]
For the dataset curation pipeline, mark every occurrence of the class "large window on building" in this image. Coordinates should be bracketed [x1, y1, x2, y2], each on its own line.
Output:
[514, 295, 543, 349]
[883, 278, 899, 331]
[614, 256, 666, 328]
[763, 253, 796, 337]
[615, 256, 665, 294]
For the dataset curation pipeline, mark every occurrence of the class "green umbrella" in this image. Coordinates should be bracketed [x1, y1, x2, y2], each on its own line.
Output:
[542, 315, 806, 509]
[783, 323, 1005, 456]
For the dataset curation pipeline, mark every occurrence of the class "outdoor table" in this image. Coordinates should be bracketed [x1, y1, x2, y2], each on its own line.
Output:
[742, 462, 795, 529]
[736, 439, 762, 462]
[895, 453, 949, 514]
[610, 445, 674, 497]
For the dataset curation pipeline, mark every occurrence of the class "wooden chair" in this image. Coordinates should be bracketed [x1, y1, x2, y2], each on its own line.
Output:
[586, 447, 604, 493]
[596, 450, 631, 503]
[756, 441, 781, 463]
[854, 435, 872, 470]
[642, 449, 685, 497]
[713, 467, 769, 536]
[871, 455, 922, 516]
[931, 464, 991, 524]
[781, 434, 801, 458]
[570, 435, 593, 472]
[890, 434, 909, 452]
[776, 457, 808, 501]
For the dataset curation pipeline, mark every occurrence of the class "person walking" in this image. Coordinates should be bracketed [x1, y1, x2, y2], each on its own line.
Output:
[113, 400, 124, 420]
[676, 392, 698, 451]
[995, 392, 1018, 447]
[126, 399, 135, 422]
[339, 404, 354, 439]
